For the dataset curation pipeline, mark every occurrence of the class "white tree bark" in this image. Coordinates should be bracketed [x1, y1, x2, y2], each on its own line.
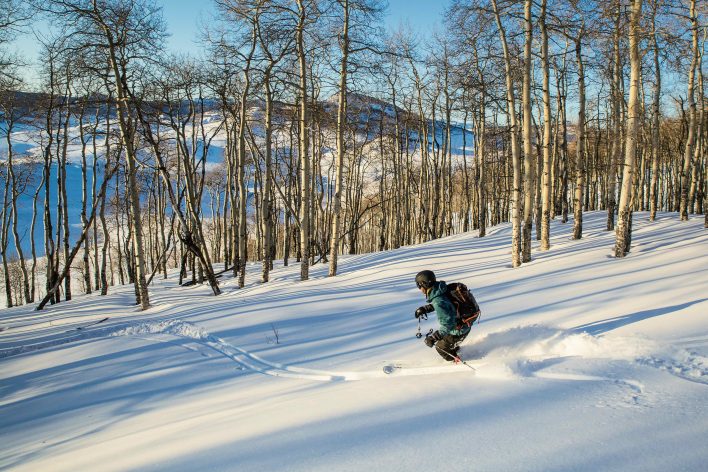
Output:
[615, 0, 643, 258]
[491, 0, 522, 268]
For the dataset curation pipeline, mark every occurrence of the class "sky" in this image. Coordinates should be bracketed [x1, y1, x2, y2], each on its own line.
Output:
[158, 0, 444, 50]
[11, 0, 445, 83]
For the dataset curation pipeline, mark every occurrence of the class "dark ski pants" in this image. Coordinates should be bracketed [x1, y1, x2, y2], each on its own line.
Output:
[435, 332, 468, 361]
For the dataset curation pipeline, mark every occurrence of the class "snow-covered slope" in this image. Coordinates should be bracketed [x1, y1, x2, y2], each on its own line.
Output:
[1, 212, 707, 471]
[1, 104, 473, 259]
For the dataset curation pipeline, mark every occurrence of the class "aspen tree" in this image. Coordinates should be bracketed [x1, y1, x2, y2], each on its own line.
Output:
[680, 0, 698, 221]
[522, 0, 534, 262]
[491, 0, 522, 267]
[472, 59, 488, 238]
[649, 0, 662, 221]
[34, 0, 164, 309]
[296, 0, 311, 281]
[0, 85, 32, 304]
[615, 0, 643, 258]
[329, 0, 350, 277]
[572, 23, 586, 240]
[234, 8, 258, 287]
[62, 93, 72, 298]
[90, 98, 101, 291]
[0, 136, 12, 306]
[36, 149, 121, 310]
[255, 5, 292, 283]
[540, 0, 552, 250]
[99, 98, 114, 295]
[74, 80, 92, 295]
[607, 3, 623, 230]
[688, 30, 704, 213]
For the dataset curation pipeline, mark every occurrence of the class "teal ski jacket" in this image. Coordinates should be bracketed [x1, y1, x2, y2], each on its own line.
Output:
[427, 281, 471, 337]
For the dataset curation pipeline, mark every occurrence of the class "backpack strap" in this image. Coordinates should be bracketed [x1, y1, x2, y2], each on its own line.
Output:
[459, 311, 481, 328]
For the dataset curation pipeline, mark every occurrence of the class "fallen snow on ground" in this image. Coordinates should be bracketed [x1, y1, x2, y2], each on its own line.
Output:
[1, 212, 707, 471]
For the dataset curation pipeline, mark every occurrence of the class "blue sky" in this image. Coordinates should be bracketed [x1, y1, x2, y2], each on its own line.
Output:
[160, 0, 444, 55]
[13, 0, 444, 74]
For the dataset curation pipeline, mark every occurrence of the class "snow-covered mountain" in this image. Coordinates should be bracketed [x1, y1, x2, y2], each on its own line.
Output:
[1, 211, 706, 471]
[1, 91, 474, 259]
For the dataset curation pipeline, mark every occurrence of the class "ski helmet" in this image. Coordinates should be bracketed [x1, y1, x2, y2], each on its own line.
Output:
[415, 270, 436, 289]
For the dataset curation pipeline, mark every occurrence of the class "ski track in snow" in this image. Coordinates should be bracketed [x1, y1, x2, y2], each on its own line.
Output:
[2, 276, 706, 391]
[110, 319, 422, 381]
[1, 318, 481, 381]
[6, 317, 704, 389]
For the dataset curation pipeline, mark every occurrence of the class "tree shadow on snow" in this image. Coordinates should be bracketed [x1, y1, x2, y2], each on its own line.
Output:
[570, 298, 708, 336]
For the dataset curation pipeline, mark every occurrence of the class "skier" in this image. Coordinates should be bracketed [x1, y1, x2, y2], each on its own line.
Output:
[414, 270, 471, 361]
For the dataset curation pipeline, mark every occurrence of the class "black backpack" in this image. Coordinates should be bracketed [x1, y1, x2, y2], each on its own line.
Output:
[446, 282, 482, 329]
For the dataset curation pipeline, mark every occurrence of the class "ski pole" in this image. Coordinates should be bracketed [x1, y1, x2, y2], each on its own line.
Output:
[415, 313, 428, 338]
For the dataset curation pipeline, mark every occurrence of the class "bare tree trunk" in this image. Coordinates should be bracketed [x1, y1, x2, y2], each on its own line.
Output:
[521, 0, 534, 262]
[329, 0, 349, 277]
[100, 103, 114, 296]
[607, 3, 621, 230]
[615, 0, 643, 257]
[116, 108, 149, 307]
[689, 40, 704, 212]
[492, 0, 522, 267]
[99, 32, 150, 308]
[1, 161, 12, 307]
[3, 103, 32, 304]
[226, 122, 239, 277]
[92, 106, 101, 290]
[99, 174, 110, 295]
[78, 98, 92, 294]
[30, 168, 44, 303]
[236, 22, 258, 288]
[558, 52, 570, 224]
[680, 0, 698, 221]
[297, 0, 311, 281]
[540, 0, 552, 251]
[649, 0, 661, 221]
[114, 180, 125, 286]
[573, 30, 586, 240]
[262, 67, 275, 283]
[468, 51, 487, 238]
[37, 157, 120, 310]
[60, 73, 72, 301]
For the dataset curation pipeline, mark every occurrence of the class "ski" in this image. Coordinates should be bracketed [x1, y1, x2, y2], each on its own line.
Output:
[382, 361, 477, 376]
[383, 364, 402, 374]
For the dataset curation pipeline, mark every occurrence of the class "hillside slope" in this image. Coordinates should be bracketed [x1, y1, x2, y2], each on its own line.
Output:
[1, 212, 707, 471]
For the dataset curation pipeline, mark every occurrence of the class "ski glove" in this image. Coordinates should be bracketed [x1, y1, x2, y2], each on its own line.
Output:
[415, 304, 434, 319]
[424, 330, 442, 348]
